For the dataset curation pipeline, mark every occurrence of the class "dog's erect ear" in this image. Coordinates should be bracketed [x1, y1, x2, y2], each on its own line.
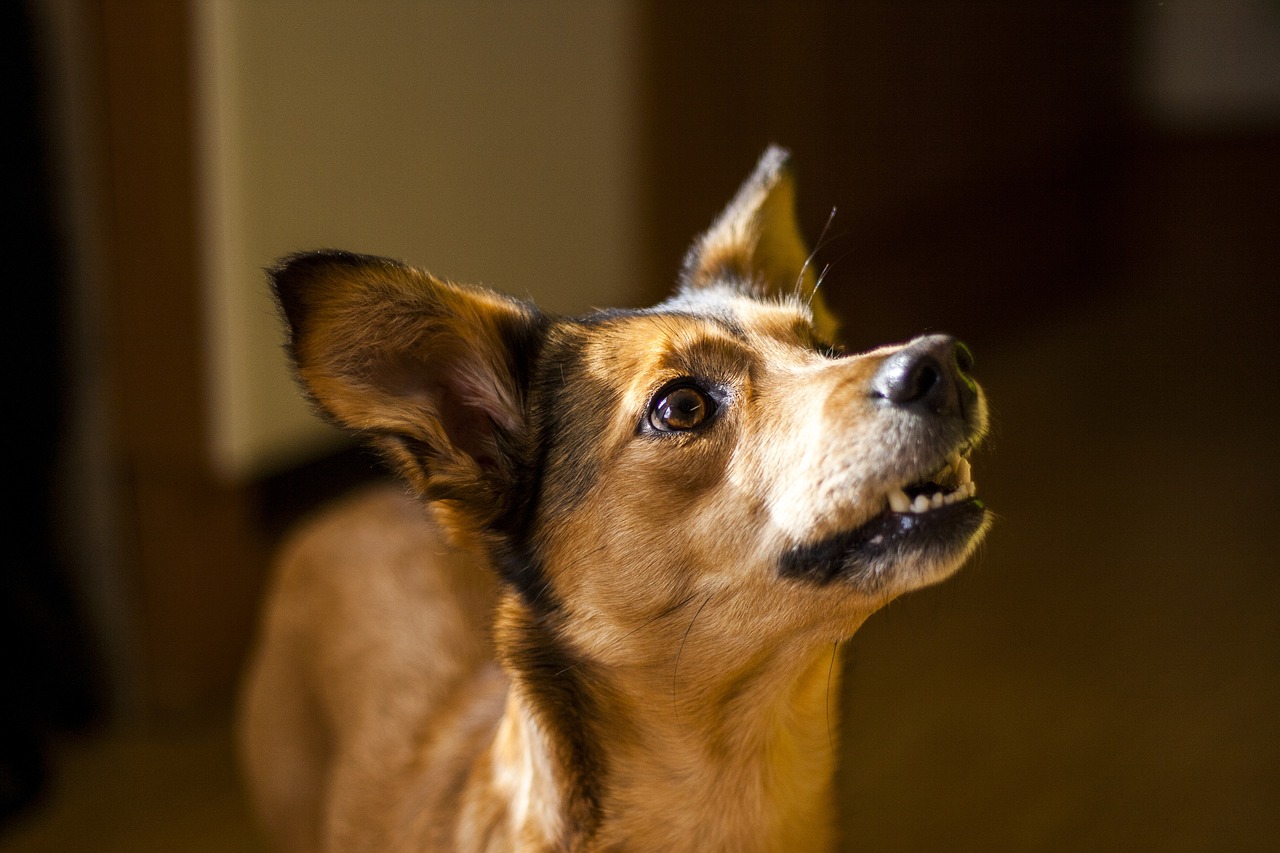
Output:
[270, 250, 542, 521]
[679, 146, 838, 339]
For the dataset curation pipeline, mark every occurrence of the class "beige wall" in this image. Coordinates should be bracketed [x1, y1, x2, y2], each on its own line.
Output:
[193, 1, 641, 480]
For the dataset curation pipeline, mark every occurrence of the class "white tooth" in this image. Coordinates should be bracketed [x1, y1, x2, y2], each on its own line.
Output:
[888, 488, 911, 513]
[956, 457, 972, 485]
[912, 494, 931, 513]
[930, 492, 946, 509]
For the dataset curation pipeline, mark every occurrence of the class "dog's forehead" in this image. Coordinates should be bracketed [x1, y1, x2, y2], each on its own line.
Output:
[566, 291, 815, 382]
[657, 285, 815, 339]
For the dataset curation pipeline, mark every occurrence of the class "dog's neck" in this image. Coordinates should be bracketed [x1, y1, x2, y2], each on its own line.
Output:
[477, 593, 858, 852]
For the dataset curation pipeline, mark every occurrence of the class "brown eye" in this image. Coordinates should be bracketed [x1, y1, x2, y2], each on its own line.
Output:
[649, 384, 715, 432]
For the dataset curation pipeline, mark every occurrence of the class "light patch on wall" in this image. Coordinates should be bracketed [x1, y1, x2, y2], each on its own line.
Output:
[194, 0, 640, 481]
[1136, 0, 1280, 127]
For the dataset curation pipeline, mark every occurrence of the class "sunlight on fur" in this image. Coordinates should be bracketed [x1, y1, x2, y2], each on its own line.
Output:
[238, 146, 990, 852]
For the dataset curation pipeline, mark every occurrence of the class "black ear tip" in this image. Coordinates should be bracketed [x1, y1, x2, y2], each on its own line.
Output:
[267, 250, 338, 329]
[266, 247, 394, 303]
[268, 249, 401, 326]
[268, 250, 340, 294]
[268, 249, 377, 285]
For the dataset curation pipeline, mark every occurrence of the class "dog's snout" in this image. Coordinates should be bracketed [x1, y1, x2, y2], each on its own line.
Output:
[872, 334, 977, 416]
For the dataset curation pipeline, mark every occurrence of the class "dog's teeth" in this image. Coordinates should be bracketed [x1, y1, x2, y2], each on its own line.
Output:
[956, 457, 972, 485]
[889, 478, 977, 516]
[888, 488, 911, 513]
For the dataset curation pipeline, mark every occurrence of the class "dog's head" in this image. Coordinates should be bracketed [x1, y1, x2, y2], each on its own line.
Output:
[271, 147, 988, 661]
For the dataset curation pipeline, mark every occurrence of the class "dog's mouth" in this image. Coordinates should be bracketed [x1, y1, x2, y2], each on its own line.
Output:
[885, 451, 977, 515]
[779, 447, 987, 588]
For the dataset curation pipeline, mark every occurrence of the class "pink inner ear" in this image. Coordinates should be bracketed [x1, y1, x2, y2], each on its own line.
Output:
[447, 359, 521, 436]
[433, 351, 523, 472]
[437, 380, 501, 471]
[370, 345, 513, 471]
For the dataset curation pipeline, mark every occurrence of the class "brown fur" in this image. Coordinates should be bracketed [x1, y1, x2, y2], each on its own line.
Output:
[238, 146, 990, 852]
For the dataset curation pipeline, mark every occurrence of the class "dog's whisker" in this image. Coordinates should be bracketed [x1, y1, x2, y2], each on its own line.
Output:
[672, 593, 715, 722]
[527, 576, 556, 609]
[807, 244, 860, 308]
[601, 592, 700, 661]
[808, 262, 832, 307]
[648, 591, 702, 625]
[552, 592, 700, 680]
[794, 206, 840, 300]
[825, 641, 838, 753]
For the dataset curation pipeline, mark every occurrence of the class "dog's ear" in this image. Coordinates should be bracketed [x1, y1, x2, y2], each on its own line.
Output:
[269, 250, 542, 523]
[679, 146, 838, 339]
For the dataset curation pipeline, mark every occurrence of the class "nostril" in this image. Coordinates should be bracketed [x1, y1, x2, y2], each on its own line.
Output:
[874, 349, 944, 405]
[873, 334, 975, 415]
[903, 359, 941, 404]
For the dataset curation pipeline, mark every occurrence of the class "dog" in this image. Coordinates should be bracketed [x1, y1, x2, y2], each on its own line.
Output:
[237, 146, 990, 852]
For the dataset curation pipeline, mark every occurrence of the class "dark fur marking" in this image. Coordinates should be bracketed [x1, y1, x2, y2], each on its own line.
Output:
[530, 325, 622, 515]
[489, 317, 629, 615]
[268, 249, 399, 345]
[501, 606, 608, 850]
[780, 501, 987, 587]
[489, 542, 553, 612]
[484, 311, 559, 610]
[650, 305, 748, 342]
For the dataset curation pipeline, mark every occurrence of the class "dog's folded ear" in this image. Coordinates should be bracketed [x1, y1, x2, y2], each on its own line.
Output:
[269, 250, 542, 520]
[679, 145, 838, 339]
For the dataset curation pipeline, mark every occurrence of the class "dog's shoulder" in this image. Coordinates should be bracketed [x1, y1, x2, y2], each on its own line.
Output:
[271, 482, 425, 586]
[291, 480, 427, 548]
[265, 481, 495, 639]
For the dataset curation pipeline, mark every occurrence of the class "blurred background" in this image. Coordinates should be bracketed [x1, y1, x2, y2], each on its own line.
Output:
[3, 1, 1277, 850]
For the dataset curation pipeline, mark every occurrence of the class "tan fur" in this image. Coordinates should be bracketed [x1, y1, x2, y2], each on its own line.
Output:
[239, 147, 990, 852]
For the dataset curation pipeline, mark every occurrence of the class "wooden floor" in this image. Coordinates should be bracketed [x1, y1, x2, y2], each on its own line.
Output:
[3, 137, 1276, 851]
[2, 709, 267, 852]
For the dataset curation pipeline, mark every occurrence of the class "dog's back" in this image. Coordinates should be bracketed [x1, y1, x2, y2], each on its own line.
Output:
[240, 484, 503, 850]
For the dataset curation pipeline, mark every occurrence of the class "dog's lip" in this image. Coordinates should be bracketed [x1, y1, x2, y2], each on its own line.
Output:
[884, 449, 978, 515]
[779, 457, 986, 586]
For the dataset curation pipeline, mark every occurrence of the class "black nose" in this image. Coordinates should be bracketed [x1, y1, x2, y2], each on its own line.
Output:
[872, 334, 977, 416]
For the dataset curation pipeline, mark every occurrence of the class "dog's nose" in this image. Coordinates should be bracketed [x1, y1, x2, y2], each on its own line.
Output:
[872, 334, 977, 416]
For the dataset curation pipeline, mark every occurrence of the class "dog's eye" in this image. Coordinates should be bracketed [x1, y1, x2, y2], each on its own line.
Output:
[649, 384, 715, 432]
